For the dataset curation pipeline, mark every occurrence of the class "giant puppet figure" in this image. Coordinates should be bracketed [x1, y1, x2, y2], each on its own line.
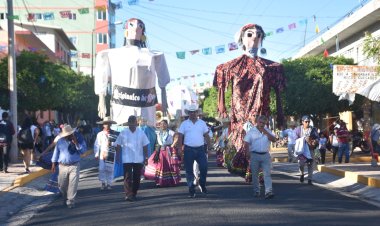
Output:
[94, 18, 170, 127]
[213, 23, 286, 182]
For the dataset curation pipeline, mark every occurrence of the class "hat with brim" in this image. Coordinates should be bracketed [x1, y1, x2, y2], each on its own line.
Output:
[59, 125, 76, 138]
[184, 104, 199, 114]
[96, 116, 117, 125]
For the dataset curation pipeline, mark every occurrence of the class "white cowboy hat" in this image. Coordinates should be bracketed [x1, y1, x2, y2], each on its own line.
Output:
[184, 104, 199, 114]
[96, 116, 117, 125]
[59, 125, 76, 138]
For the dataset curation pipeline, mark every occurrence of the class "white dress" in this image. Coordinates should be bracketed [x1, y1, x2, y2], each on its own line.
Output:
[94, 46, 170, 126]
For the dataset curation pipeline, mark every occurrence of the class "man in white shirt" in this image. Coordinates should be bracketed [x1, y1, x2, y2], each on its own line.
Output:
[115, 115, 149, 202]
[244, 115, 277, 199]
[178, 105, 211, 198]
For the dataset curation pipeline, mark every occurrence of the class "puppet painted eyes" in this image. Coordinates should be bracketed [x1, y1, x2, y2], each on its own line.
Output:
[246, 32, 261, 38]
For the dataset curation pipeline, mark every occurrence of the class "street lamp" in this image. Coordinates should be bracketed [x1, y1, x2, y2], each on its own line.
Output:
[91, 21, 122, 77]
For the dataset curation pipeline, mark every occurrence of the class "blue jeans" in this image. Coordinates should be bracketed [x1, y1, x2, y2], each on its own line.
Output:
[338, 142, 350, 163]
[184, 145, 208, 193]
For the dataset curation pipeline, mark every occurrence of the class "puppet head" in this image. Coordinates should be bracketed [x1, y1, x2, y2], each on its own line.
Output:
[235, 24, 266, 56]
[124, 18, 146, 47]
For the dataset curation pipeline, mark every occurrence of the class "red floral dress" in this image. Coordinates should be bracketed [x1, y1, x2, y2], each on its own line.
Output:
[213, 54, 286, 181]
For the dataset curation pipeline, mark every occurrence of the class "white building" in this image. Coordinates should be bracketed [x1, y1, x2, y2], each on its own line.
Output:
[294, 0, 380, 66]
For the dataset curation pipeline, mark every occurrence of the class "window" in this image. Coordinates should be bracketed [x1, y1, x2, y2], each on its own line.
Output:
[35, 13, 42, 20]
[69, 13, 76, 20]
[69, 36, 77, 45]
[71, 61, 78, 68]
[0, 13, 5, 20]
[97, 33, 108, 44]
[97, 9, 107, 20]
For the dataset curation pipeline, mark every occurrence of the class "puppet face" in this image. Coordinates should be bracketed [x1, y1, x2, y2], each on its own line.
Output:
[125, 19, 144, 40]
[242, 28, 262, 50]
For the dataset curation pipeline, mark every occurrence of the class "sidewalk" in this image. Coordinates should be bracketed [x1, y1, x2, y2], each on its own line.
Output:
[271, 149, 380, 207]
[0, 150, 93, 192]
[0, 150, 96, 225]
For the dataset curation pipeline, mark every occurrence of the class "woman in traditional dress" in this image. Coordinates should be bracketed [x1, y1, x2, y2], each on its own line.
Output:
[144, 119, 181, 187]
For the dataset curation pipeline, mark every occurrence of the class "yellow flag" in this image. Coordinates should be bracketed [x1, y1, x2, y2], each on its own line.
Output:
[315, 24, 320, 34]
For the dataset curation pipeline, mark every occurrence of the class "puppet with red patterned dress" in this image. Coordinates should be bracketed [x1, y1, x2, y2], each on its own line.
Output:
[213, 23, 286, 182]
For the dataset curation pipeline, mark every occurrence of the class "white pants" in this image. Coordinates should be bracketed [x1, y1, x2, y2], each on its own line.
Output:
[58, 163, 80, 206]
[99, 160, 114, 185]
[250, 152, 272, 194]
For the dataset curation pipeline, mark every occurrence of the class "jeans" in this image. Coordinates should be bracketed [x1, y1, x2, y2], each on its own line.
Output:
[250, 152, 272, 194]
[338, 142, 350, 163]
[331, 146, 339, 163]
[287, 144, 295, 162]
[184, 145, 208, 194]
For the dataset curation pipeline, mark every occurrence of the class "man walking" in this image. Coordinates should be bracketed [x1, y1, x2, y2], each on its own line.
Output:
[244, 115, 277, 199]
[94, 116, 118, 190]
[51, 125, 87, 209]
[177, 105, 211, 198]
[115, 115, 149, 202]
[294, 115, 319, 185]
[0, 112, 15, 173]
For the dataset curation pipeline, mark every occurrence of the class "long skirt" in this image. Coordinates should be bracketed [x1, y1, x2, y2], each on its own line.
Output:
[144, 146, 181, 187]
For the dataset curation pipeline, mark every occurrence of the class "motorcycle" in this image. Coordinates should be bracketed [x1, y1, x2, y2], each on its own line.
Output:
[351, 130, 371, 156]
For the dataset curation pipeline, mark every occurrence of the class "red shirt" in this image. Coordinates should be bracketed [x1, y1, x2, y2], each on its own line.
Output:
[336, 127, 350, 143]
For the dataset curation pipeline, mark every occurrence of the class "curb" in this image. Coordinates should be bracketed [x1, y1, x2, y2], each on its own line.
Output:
[1, 149, 94, 192]
[317, 165, 380, 188]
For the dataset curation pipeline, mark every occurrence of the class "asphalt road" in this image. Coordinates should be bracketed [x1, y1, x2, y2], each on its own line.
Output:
[24, 154, 380, 226]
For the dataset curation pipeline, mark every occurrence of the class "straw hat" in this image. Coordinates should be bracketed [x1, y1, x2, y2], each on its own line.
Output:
[184, 104, 199, 114]
[59, 125, 76, 138]
[96, 116, 117, 125]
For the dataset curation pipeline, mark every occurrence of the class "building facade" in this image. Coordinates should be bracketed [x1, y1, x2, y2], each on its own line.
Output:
[0, 0, 118, 75]
[294, 0, 380, 66]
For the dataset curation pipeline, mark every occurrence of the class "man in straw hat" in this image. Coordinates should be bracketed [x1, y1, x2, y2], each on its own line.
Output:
[94, 116, 118, 191]
[51, 125, 87, 209]
[177, 104, 211, 198]
[115, 115, 149, 202]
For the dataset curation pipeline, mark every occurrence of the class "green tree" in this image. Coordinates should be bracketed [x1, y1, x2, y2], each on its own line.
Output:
[202, 85, 231, 118]
[363, 32, 380, 67]
[282, 55, 363, 118]
[0, 51, 98, 122]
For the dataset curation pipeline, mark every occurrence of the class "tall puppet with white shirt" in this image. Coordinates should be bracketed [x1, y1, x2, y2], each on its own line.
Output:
[94, 18, 171, 128]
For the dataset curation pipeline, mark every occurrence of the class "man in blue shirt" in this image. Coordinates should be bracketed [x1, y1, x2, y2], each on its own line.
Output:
[51, 125, 87, 209]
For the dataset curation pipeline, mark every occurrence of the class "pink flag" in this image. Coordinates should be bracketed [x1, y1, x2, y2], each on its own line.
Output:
[288, 23, 296, 30]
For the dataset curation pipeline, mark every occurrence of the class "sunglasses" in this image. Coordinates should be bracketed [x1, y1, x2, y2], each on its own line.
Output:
[303, 121, 310, 123]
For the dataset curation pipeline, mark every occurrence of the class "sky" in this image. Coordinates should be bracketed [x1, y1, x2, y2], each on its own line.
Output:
[113, 0, 369, 89]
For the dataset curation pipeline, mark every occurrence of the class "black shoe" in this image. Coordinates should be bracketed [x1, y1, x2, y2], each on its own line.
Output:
[199, 185, 208, 194]
[308, 180, 313, 185]
[264, 192, 274, 199]
[188, 192, 196, 198]
[126, 195, 136, 202]
[300, 174, 304, 183]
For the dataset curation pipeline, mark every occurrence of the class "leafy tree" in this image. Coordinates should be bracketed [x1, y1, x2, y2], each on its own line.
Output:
[363, 32, 380, 70]
[282, 55, 363, 119]
[202, 85, 231, 118]
[0, 51, 98, 122]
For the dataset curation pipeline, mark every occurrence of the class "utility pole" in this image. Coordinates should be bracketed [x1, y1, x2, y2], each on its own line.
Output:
[7, 0, 18, 163]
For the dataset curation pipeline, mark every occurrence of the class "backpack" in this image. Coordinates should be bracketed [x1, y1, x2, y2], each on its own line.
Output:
[18, 128, 34, 144]
[0, 120, 10, 144]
